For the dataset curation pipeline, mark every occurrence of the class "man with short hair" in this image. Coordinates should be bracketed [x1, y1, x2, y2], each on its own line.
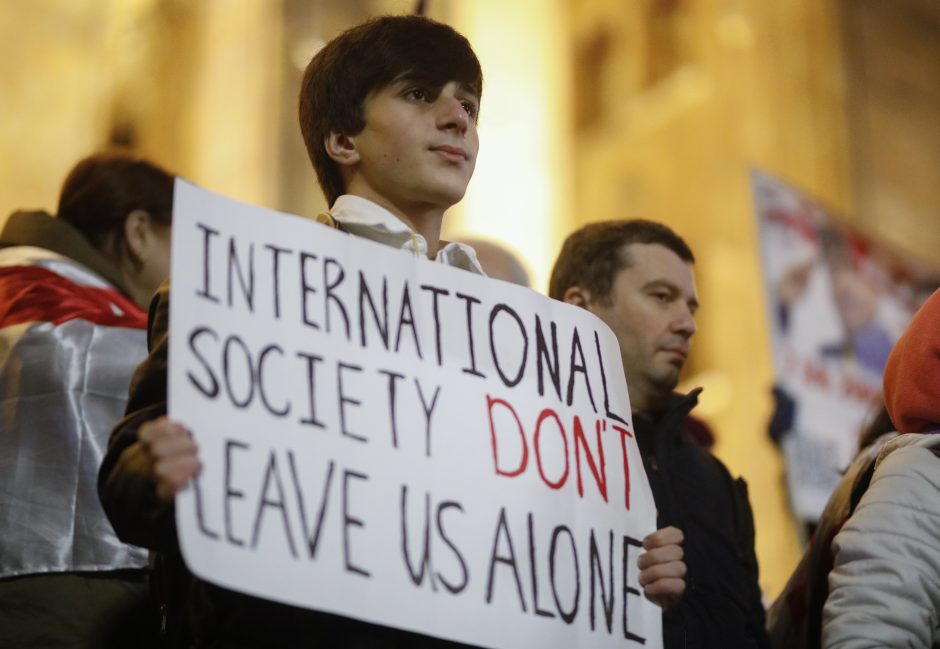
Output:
[550, 219, 769, 649]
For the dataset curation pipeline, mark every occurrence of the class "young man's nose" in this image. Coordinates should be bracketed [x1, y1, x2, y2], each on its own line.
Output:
[436, 95, 469, 133]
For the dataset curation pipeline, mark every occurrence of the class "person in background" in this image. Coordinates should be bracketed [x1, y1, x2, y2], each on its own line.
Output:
[822, 288, 940, 649]
[550, 219, 769, 649]
[454, 236, 531, 286]
[0, 149, 175, 647]
[766, 402, 897, 649]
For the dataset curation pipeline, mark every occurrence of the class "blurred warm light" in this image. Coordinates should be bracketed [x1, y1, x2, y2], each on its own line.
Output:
[445, 0, 572, 295]
[290, 37, 326, 71]
[181, 2, 282, 208]
[678, 369, 735, 419]
[714, 12, 756, 50]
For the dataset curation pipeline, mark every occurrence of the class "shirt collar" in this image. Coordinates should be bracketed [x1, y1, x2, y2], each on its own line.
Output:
[329, 195, 485, 275]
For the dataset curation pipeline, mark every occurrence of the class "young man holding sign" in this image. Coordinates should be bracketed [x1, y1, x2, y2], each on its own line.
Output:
[99, 15, 682, 649]
[550, 220, 769, 649]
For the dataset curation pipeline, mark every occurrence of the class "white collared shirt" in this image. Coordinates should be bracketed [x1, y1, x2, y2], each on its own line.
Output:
[329, 195, 485, 276]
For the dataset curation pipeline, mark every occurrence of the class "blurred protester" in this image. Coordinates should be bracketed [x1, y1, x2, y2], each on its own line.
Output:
[551, 219, 768, 649]
[766, 403, 897, 649]
[454, 236, 531, 286]
[822, 288, 940, 648]
[0, 150, 174, 648]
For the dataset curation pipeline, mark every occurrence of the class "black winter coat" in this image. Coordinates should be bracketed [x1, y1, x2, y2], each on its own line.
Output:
[633, 390, 769, 649]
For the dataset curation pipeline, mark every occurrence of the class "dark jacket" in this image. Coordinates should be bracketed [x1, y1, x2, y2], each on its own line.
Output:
[98, 282, 476, 649]
[633, 390, 769, 649]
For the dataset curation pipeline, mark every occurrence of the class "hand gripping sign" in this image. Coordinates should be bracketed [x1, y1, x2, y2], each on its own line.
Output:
[169, 180, 661, 649]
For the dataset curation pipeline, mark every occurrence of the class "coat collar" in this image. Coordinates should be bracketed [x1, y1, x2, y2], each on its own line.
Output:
[632, 388, 703, 456]
[0, 210, 129, 293]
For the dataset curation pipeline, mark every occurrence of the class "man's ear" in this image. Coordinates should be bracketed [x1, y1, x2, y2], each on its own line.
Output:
[562, 286, 591, 308]
[324, 131, 360, 167]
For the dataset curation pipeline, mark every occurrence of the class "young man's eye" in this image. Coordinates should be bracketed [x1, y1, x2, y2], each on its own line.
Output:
[461, 100, 478, 119]
[405, 88, 429, 102]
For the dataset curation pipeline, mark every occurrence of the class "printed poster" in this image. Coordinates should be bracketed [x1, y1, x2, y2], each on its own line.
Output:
[752, 169, 933, 521]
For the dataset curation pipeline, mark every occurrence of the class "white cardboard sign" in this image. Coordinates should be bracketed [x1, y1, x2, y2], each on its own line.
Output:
[169, 180, 661, 648]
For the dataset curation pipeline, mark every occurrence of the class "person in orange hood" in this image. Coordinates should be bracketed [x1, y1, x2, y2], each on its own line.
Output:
[821, 288, 940, 648]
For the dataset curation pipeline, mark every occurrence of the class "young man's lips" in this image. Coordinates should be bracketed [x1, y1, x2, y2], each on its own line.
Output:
[430, 145, 469, 162]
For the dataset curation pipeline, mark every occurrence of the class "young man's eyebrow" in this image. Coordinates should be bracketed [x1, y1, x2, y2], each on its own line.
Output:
[388, 75, 479, 97]
[455, 81, 481, 98]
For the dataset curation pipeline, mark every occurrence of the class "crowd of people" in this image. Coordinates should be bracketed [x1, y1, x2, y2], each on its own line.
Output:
[1, 13, 937, 649]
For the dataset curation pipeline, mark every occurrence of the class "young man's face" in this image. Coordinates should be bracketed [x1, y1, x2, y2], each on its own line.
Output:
[343, 78, 479, 214]
[583, 243, 699, 412]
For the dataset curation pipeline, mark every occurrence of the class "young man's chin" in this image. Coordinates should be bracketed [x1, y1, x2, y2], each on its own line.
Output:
[424, 182, 470, 210]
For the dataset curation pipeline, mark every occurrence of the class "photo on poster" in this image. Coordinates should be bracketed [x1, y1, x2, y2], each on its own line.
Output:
[752, 169, 938, 522]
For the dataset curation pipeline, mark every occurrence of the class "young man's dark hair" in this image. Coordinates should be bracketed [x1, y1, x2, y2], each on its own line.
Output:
[548, 219, 694, 302]
[299, 15, 483, 205]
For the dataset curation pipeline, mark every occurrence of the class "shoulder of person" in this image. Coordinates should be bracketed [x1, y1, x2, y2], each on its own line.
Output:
[874, 433, 940, 473]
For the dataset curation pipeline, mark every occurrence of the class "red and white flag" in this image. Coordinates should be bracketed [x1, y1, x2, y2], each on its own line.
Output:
[0, 246, 149, 577]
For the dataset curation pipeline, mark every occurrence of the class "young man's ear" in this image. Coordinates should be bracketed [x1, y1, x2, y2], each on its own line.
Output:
[562, 286, 590, 308]
[324, 131, 360, 167]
